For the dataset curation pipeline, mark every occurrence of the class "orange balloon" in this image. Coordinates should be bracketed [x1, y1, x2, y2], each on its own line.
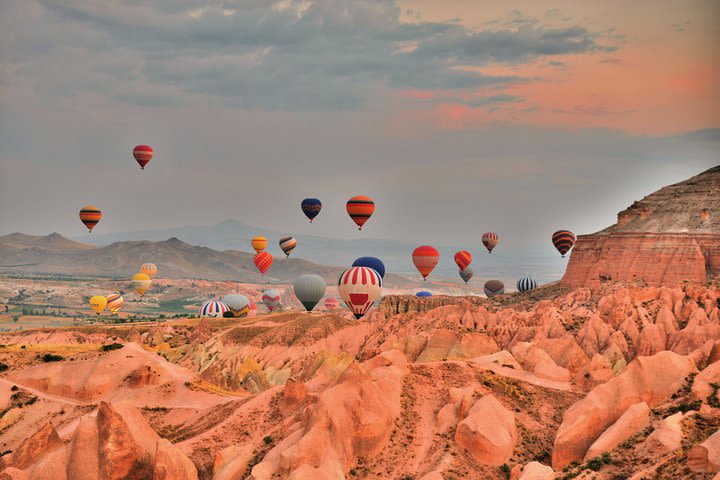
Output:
[254, 251, 273, 274]
[346, 196, 375, 230]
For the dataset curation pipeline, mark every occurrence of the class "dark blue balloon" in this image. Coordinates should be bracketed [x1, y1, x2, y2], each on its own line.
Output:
[352, 256, 385, 279]
[301, 198, 322, 222]
[416, 290, 432, 298]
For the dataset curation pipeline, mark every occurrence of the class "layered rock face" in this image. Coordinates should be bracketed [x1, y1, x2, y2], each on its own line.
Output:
[563, 165, 720, 288]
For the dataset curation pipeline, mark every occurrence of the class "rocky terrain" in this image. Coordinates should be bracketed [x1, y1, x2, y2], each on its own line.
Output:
[563, 165, 720, 288]
[0, 282, 718, 479]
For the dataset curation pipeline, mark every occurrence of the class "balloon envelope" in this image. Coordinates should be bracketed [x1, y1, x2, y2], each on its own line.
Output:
[105, 293, 124, 314]
[251, 236, 268, 253]
[293, 274, 326, 312]
[484, 280, 505, 298]
[324, 297, 340, 310]
[337, 266, 383, 319]
[133, 145, 153, 169]
[352, 256, 385, 279]
[89, 295, 107, 315]
[454, 251, 472, 271]
[247, 300, 257, 318]
[279, 236, 297, 257]
[199, 300, 228, 318]
[261, 289, 282, 312]
[482, 232, 499, 253]
[517, 276, 538, 293]
[301, 198, 322, 222]
[79, 206, 102, 232]
[140, 263, 157, 279]
[416, 290, 432, 298]
[346, 196, 375, 230]
[132, 273, 151, 296]
[459, 266, 473, 284]
[412, 246, 439, 280]
[552, 230, 576, 257]
[254, 251, 273, 274]
[222, 294, 250, 318]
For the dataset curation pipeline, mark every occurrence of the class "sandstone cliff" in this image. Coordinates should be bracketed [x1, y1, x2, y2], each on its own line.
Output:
[562, 165, 720, 288]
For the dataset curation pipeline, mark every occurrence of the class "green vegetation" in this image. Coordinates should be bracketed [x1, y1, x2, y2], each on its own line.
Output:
[499, 464, 511, 479]
[99, 343, 124, 352]
[41, 353, 64, 362]
[263, 435, 273, 444]
[0, 363, 7, 372]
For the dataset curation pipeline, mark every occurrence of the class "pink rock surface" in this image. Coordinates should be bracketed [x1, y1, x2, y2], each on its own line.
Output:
[455, 394, 517, 466]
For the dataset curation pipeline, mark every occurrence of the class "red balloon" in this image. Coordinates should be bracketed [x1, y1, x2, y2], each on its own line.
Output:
[412, 246, 439, 280]
[254, 251, 273, 274]
[454, 250, 472, 271]
[133, 145, 153, 170]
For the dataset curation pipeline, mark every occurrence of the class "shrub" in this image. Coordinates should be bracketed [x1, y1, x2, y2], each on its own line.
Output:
[100, 343, 124, 352]
[586, 456, 604, 471]
[499, 464, 511, 479]
[263, 436, 273, 445]
[41, 353, 64, 362]
[0, 363, 8, 372]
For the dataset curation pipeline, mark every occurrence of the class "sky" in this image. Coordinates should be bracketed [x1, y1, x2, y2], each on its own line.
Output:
[1, 0, 719, 258]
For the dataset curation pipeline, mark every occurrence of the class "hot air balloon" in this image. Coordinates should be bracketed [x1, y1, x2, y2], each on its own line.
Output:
[132, 273, 151, 296]
[412, 246, 439, 281]
[279, 236, 297, 257]
[89, 295, 107, 315]
[79, 206, 102, 233]
[552, 230, 576, 257]
[482, 232, 499, 254]
[459, 266, 473, 284]
[338, 266, 383, 319]
[140, 263, 157, 279]
[301, 198, 322, 222]
[484, 280, 504, 298]
[416, 290, 432, 298]
[199, 300, 228, 318]
[222, 294, 250, 318]
[454, 251, 472, 271]
[105, 293, 124, 314]
[324, 297, 340, 311]
[346, 196, 375, 230]
[254, 251, 273, 275]
[251, 236, 268, 253]
[517, 276, 538, 293]
[133, 145, 153, 170]
[352, 256, 385, 279]
[261, 289, 282, 312]
[248, 300, 257, 318]
[293, 274, 326, 312]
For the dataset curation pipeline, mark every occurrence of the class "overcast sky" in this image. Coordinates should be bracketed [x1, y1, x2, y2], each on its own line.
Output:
[1, 0, 718, 257]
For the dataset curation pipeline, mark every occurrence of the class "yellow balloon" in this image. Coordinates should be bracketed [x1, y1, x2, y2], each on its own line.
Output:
[89, 295, 107, 315]
[140, 263, 157, 279]
[251, 236, 267, 253]
[132, 273, 152, 296]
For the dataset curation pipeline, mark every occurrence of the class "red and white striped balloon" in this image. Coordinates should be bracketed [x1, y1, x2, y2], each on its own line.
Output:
[337, 266, 383, 319]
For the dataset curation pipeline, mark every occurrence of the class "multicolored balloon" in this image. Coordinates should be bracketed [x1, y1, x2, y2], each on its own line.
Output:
[89, 295, 107, 315]
[254, 251, 273, 274]
[79, 206, 102, 233]
[416, 290, 432, 298]
[454, 251, 472, 271]
[279, 236, 297, 257]
[482, 232, 499, 254]
[251, 236, 268, 253]
[484, 280, 505, 298]
[459, 266, 473, 284]
[261, 289, 282, 312]
[337, 266, 383, 319]
[412, 246, 439, 281]
[517, 276, 538, 293]
[552, 230, 576, 257]
[324, 297, 340, 311]
[352, 257, 385, 279]
[132, 273, 151, 296]
[199, 300, 228, 318]
[301, 198, 322, 222]
[105, 293, 124, 314]
[248, 300, 257, 318]
[133, 145, 153, 170]
[222, 294, 250, 318]
[140, 263, 157, 279]
[346, 196, 375, 230]
[293, 274, 326, 312]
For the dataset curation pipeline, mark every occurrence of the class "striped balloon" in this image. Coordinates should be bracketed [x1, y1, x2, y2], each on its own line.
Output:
[222, 294, 250, 318]
[324, 297, 340, 310]
[140, 263, 157, 279]
[338, 266, 383, 319]
[484, 280, 505, 298]
[416, 290, 432, 298]
[79, 206, 102, 232]
[279, 236, 297, 257]
[552, 230, 576, 257]
[199, 300, 228, 318]
[105, 293, 124, 314]
[459, 266, 473, 284]
[346, 196, 375, 230]
[517, 276, 538, 293]
[454, 251, 472, 271]
[293, 274, 326, 312]
[251, 236, 268, 253]
[301, 198, 322, 222]
[254, 251, 273, 274]
[262, 289, 282, 312]
[412, 246, 439, 281]
[482, 232, 499, 253]
[133, 145, 153, 170]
